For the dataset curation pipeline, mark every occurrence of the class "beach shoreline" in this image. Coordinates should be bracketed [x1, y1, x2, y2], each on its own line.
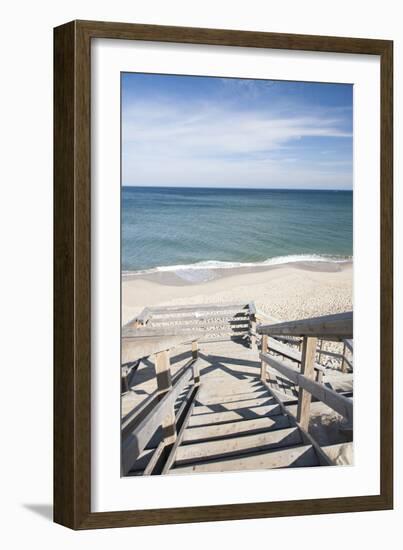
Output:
[122, 260, 353, 326]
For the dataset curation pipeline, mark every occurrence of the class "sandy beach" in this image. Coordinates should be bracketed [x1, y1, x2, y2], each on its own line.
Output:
[122, 260, 352, 326]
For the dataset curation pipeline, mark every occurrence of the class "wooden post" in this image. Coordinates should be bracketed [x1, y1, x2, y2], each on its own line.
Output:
[191, 340, 198, 360]
[154, 349, 176, 445]
[260, 335, 268, 381]
[341, 343, 347, 373]
[250, 313, 257, 351]
[296, 336, 317, 431]
[192, 340, 200, 384]
[315, 368, 324, 384]
[317, 339, 323, 365]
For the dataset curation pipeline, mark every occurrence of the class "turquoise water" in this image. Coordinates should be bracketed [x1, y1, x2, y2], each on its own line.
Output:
[122, 187, 352, 276]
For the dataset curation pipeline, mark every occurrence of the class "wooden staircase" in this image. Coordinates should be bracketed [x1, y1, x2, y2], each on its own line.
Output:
[163, 376, 323, 475]
[122, 306, 353, 476]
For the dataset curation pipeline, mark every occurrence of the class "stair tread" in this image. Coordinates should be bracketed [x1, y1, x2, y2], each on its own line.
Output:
[170, 444, 319, 474]
[199, 383, 266, 399]
[183, 414, 291, 443]
[197, 390, 269, 406]
[188, 404, 282, 427]
[193, 396, 276, 414]
[175, 427, 302, 465]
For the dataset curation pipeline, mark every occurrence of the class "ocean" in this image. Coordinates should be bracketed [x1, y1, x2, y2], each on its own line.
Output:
[122, 187, 352, 280]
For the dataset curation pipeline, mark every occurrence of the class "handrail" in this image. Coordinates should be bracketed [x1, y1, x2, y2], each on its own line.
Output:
[122, 328, 204, 363]
[267, 335, 325, 378]
[143, 302, 249, 314]
[126, 302, 257, 352]
[122, 362, 196, 474]
[260, 352, 353, 422]
[344, 338, 354, 352]
[257, 311, 353, 339]
[121, 355, 196, 436]
[121, 327, 202, 475]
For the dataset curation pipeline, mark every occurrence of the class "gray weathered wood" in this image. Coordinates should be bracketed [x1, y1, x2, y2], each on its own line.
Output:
[121, 332, 202, 362]
[170, 444, 318, 474]
[175, 427, 302, 466]
[296, 337, 317, 430]
[260, 352, 353, 422]
[142, 441, 165, 476]
[268, 336, 325, 374]
[193, 396, 275, 414]
[188, 404, 282, 427]
[191, 341, 200, 385]
[258, 311, 353, 338]
[260, 380, 334, 467]
[148, 311, 249, 322]
[182, 415, 291, 444]
[155, 350, 177, 446]
[142, 384, 195, 476]
[250, 311, 257, 351]
[121, 365, 193, 474]
[260, 334, 268, 381]
[341, 343, 347, 373]
[147, 302, 248, 315]
[344, 338, 354, 352]
[162, 386, 201, 474]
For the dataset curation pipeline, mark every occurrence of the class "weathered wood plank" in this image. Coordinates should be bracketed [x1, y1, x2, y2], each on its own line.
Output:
[197, 390, 269, 406]
[170, 444, 318, 474]
[344, 338, 354, 352]
[192, 396, 276, 414]
[162, 386, 201, 474]
[258, 311, 353, 338]
[147, 302, 248, 315]
[188, 404, 282, 427]
[142, 441, 165, 476]
[249, 307, 257, 351]
[183, 415, 291, 444]
[155, 350, 176, 446]
[267, 336, 325, 374]
[260, 334, 268, 381]
[175, 427, 302, 465]
[148, 311, 249, 322]
[260, 352, 353, 422]
[296, 337, 317, 431]
[121, 332, 203, 362]
[121, 365, 194, 474]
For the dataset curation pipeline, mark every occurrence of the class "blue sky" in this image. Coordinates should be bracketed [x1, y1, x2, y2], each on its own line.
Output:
[122, 73, 353, 190]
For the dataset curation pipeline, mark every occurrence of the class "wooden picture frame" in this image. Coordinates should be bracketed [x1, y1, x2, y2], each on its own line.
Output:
[54, 20, 393, 529]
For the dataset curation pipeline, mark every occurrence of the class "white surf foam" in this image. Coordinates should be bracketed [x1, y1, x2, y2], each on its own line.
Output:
[122, 254, 352, 279]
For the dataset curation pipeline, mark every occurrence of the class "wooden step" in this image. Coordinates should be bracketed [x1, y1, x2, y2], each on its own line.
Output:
[183, 415, 291, 444]
[169, 444, 319, 474]
[193, 396, 276, 414]
[197, 390, 269, 404]
[188, 404, 282, 427]
[197, 390, 269, 406]
[200, 380, 263, 391]
[175, 427, 302, 466]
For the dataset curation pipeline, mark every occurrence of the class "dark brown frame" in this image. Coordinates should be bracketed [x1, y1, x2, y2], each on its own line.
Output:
[54, 20, 393, 530]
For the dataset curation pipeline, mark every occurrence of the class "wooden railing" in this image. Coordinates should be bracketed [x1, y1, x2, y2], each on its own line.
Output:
[257, 310, 353, 373]
[258, 312, 353, 430]
[121, 332, 201, 475]
[131, 302, 256, 346]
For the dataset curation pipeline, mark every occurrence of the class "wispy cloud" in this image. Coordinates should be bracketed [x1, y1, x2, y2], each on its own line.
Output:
[122, 78, 352, 189]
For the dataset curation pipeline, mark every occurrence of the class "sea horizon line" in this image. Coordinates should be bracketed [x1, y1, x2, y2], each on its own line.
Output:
[122, 185, 353, 192]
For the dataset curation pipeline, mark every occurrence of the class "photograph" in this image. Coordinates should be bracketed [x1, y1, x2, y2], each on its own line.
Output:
[120, 72, 354, 476]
